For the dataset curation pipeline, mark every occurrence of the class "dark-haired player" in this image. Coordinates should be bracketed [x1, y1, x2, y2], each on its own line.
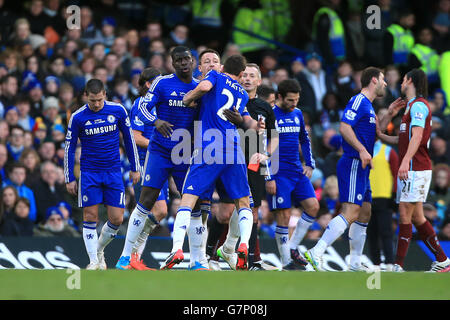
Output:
[64, 79, 140, 270]
[377, 69, 450, 272]
[304, 67, 387, 271]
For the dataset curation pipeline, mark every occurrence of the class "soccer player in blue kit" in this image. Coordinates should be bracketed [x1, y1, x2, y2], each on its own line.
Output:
[304, 67, 388, 271]
[64, 79, 140, 270]
[125, 67, 172, 270]
[115, 46, 203, 269]
[161, 54, 262, 270]
[256, 79, 319, 270]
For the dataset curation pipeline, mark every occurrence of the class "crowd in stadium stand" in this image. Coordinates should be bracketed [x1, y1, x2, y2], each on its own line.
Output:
[0, 0, 449, 261]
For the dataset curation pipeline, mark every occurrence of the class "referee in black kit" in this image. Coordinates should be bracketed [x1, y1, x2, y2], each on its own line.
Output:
[220, 63, 279, 270]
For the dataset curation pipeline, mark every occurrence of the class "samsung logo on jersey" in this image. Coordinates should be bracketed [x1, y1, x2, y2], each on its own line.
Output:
[225, 79, 245, 94]
[85, 124, 117, 135]
[276, 126, 301, 133]
[169, 99, 186, 107]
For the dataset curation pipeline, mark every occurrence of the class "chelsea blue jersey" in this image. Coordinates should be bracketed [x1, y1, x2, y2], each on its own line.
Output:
[341, 93, 376, 159]
[130, 96, 157, 164]
[64, 101, 139, 183]
[196, 70, 249, 163]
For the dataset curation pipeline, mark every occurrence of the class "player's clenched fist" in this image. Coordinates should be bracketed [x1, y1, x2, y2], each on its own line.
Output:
[66, 181, 77, 196]
[130, 171, 141, 185]
[265, 180, 276, 195]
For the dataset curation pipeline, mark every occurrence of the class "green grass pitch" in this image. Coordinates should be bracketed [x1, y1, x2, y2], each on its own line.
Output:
[0, 270, 449, 300]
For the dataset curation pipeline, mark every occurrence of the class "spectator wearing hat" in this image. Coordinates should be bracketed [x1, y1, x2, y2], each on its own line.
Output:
[295, 52, 334, 122]
[44, 75, 60, 97]
[42, 96, 63, 135]
[2, 163, 37, 222]
[32, 160, 67, 224]
[57, 201, 79, 231]
[26, 79, 44, 118]
[4, 106, 20, 127]
[16, 96, 35, 132]
[33, 206, 80, 237]
[99, 16, 117, 48]
[320, 134, 343, 179]
[32, 117, 47, 147]
[291, 56, 305, 78]
[0, 197, 34, 237]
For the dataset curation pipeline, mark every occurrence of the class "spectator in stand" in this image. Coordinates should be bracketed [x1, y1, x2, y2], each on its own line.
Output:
[259, 50, 278, 78]
[2, 163, 37, 222]
[296, 52, 334, 122]
[0, 143, 8, 182]
[438, 218, 450, 241]
[0, 74, 19, 108]
[47, 55, 72, 84]
[125, 29, 140, 58]
[0, 197, 34, 236]
[79, 6, 102, 47]
[0, 120, 9, 145]
[432, 0, 450, 53]
[32, 160, 67, 224]
[259, 200, 276, 239]
[430, 135, 450, 165]
[23, 130, 33, 149]
[166, 24, 195, 49]
[311, 168, 324, 201]
[147, 52, 165, 72]
[111, 76, 133, 111]
[321, 175, 340, 215]
[41, 96, 63, 134]
[24, 55, 46, 85]
[423, 203, 443, 232]
[334, 60, 357, 107]
[26, 80, 45, 118]
[44, 75, 60, 97]
[91, 42, 106, 65]
[32, 118, 47, 147]
[4, 106, 20, 127]
[33, 206, 80, 237]
[104, 52, 123, 84]
[6, 125, 25, 162]
[269, 67, 289, 92]
[16, 95, 35, 132]
[321, 134, 343, 178]
[0, 185, 19, 219]
[428, 163, 450, 222]
[58, 82, 76, 120]
[26, 0, 49, 35]
[99, 16, 116, 49]
[57, 201, 79, 232]
[139, 20, 164, 57]
[111, 37, 132, 79]
[19, 148, 41, 188]
[38, 140, 56, 164]
[319, 92, 342, 131]
[290, 56, 305, 78]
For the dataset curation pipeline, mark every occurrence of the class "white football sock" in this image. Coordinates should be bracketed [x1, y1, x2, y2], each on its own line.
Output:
[289, 211, 315, 250]
[133, 213, 158, 256]
[223, 209, 240, 253]
[199, 203, 211, 265]
[172, 206, 192, 252]
[188, 210, 204, 265]
[238, 208, 253, 246]
[97, 220, 119, 253]
[83, 221, 98, 264]
[121, 203, 149, 258]
[275, 225, 290, 266]
[312, 214, 349, 257]
[349, 221, 368, 268]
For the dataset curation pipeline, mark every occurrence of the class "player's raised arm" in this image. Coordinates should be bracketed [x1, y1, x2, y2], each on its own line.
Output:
[118, 106, 140, 184]
[64, 110, 81, 195]
[183, 79, 213, 107]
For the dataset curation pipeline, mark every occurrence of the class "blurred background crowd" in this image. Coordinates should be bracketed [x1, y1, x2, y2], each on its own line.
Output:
[0, 0, 449, 267]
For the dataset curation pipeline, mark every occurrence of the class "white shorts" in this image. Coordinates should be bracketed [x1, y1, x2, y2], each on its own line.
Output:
[396, 170, 432, 203]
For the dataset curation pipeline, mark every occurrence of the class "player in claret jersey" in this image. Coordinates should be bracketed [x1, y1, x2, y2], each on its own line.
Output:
[115, 46, 202, 270]
[377, 68, 450, 272]
[64, 79, 140, 270]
